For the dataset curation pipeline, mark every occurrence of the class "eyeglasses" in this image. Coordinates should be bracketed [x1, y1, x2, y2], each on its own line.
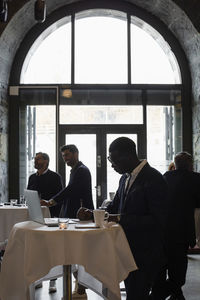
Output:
[107, 155, 126, 165]
[107, 156, 112, 163]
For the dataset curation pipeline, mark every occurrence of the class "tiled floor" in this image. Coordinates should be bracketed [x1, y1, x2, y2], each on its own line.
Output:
[36, 255, 200, 300]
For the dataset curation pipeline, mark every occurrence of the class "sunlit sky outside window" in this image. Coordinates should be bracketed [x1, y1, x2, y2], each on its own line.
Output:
[20, 12, 181, 84]
[75, 16, 127, 83]
[21, 21, 71, 84]
[131, 21, 180, 84]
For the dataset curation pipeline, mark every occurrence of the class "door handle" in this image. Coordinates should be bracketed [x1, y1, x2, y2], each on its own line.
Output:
[95, 185, 101, 197]
[97, 155, 101, 168]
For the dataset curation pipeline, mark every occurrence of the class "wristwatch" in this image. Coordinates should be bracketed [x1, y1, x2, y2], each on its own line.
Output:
[49, 199, 56, 207]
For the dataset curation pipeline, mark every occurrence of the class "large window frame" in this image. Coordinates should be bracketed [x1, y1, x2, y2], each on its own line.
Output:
[8, 0, 192, 200]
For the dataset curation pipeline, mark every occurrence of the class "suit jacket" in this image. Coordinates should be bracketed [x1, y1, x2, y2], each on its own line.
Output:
[163, 169, 200, 248]
[27, 169, 63, 217]
[53, 161, 94, 218]
[107, 163, 168, 270]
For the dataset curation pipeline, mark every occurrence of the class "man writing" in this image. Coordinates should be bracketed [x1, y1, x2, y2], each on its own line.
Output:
[78, 137, 168, 299]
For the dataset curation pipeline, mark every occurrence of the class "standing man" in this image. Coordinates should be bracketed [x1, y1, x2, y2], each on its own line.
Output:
[41, 144, 94, 299]
[106, 137, 168, 300]
[27, 152, 63, 217]
[151, 152, 200, 300]
[27, 152, 63, 293]
[41, 144, 94, 218]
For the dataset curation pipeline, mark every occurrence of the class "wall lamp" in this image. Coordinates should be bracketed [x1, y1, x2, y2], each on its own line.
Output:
[34, 0, 46, 23]
[0, 0, 8, 23]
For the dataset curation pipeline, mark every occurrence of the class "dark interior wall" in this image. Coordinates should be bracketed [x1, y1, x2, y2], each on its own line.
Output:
[0, 0, 200, 201]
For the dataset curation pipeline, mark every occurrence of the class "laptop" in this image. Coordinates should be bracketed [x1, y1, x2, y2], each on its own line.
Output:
[24, 189, 59, 227]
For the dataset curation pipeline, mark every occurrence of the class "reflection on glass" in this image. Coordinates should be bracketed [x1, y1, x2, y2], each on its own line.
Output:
[147, 106, 175, 174]
[75, 11, 127, 83]
[65, 134, 96, 208]
[23, 106, 56, 192]
[107, 134, 137, 200]
[60, 105, 143, 124]
[21, 18, 71, 84]
[131, 16, 181, 84]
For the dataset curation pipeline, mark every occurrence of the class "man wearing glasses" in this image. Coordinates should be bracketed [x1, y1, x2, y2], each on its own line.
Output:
[78, 137, 168, 299]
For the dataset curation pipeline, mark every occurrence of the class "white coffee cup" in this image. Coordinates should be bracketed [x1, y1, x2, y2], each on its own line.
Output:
[93, 209, 109, 228]
[10, 199, 18, 206]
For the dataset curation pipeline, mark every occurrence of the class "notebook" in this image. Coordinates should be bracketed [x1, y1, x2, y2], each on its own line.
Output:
[24, 189, 59, 227]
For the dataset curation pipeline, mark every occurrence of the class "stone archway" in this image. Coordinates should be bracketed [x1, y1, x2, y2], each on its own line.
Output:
[0, 0, 200, 201]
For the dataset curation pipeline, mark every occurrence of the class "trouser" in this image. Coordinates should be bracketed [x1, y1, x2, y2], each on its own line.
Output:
[151, 243, 189, 299]
[124, 269, 150, 300]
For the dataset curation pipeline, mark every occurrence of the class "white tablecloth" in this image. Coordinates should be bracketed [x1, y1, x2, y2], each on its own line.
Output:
[0, 221, 137, 300]
[0, 205, 50, 242]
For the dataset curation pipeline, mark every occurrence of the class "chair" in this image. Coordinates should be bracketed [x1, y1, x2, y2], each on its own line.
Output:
[29, 265, 63, 300]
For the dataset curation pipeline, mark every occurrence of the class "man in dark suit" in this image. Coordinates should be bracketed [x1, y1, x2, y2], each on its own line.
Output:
[106, 137, 168, 300]
[151, 152, 200, 300]
[41, 144, 94, 299]
[41, 144, 94, 218]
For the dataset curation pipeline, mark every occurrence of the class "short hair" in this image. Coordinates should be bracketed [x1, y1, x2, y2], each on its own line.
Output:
[109, 137, 137, 157]
[168, 162, 175, 171]
[174, 151, 193, 170]
[36, 152, 49, 166]
[60, 144, 79, 154]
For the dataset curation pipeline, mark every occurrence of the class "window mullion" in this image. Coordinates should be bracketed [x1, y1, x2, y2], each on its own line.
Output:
[127, 13, 131, 85]
[71, 13, 75, 85]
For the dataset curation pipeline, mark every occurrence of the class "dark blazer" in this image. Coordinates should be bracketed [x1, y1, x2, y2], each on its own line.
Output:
[107, 163, 168, 270]
[27, 169, 63, 217]
[53, 161, 94, 218]
[163, 169, 200, 248]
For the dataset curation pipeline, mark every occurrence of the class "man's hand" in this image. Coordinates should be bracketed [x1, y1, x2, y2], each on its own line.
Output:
[108, 214, 120, 223]
[76, 207, 93, 221]
[40, 199, 50, 207]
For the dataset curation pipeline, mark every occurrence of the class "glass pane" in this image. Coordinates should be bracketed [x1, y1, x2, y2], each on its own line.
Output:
[19, 105, 56, 195]
[75, 10, 127, 83]
[60, 89, 142, 105]
[60, 105, 143, 124]
[147, 106, 178, 174]
[146, 89, 181, 105]
[131, 16, 181, 84]
[106, 134, 137, 200]
[65, 134, 96, 208]
[20, 17, 71, 84]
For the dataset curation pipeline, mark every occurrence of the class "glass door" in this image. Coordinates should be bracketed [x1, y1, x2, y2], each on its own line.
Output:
[59, 125, 145, 208]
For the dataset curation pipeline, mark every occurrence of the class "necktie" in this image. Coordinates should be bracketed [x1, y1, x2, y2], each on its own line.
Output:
[119, 175, 131, 213]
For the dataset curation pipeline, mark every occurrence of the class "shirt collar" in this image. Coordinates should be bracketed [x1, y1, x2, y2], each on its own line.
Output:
[36, 168, 49, 176]
[129, 159, 147, 177]
[71, 161, 81, 173]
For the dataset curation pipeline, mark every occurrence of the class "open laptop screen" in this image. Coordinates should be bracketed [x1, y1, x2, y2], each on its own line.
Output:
[24, 189, 58, 226]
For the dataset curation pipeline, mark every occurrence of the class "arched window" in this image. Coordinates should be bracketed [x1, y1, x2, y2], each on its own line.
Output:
[20, 10, 181, 84]
[10, 3, 190, 205]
